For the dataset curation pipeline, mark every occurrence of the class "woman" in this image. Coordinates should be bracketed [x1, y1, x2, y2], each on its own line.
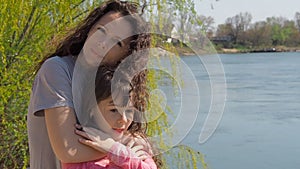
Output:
[27, 1, 150, 168]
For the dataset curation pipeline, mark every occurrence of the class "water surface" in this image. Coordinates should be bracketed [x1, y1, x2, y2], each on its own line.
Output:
[176, 52, 300, 169]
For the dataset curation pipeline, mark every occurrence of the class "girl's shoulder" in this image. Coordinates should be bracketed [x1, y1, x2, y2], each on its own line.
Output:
[132, 134, 153, 155]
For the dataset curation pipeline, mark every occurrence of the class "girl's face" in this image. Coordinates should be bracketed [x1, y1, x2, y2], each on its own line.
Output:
[83, 11, 133, 66]
[97, 96, 135, 140]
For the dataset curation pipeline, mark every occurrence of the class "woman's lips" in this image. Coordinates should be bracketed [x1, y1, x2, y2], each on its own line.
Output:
[90, 48, 103, 58]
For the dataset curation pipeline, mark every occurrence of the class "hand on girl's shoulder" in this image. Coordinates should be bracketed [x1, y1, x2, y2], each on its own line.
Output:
[120, 134, 153, 156]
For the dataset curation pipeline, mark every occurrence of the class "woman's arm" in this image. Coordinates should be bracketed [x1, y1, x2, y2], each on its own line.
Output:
[45, 106, 106, 163]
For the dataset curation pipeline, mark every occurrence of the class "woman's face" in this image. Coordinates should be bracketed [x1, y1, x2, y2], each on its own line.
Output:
[83, 11, 133, 66]
[97, 96, 135, 140]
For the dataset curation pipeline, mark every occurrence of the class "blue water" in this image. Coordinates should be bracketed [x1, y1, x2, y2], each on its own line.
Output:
[172, 52, 300, 169]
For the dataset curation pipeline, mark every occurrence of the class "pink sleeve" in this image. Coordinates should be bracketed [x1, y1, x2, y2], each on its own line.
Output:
[107, 142, 157, 169]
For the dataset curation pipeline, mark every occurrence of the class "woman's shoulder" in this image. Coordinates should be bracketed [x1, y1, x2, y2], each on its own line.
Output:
[40, 56, 75, 71]
[44, 56, 75, 66]
[38, 56, 75, 76]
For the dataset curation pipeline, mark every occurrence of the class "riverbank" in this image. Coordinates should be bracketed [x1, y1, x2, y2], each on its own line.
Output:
[167, 44, 300, 56]
[218, 46, 300, 54]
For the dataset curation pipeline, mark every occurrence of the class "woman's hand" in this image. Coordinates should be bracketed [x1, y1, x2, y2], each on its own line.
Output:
[120, 135, 149, 160]
[75, 124, 115, 153]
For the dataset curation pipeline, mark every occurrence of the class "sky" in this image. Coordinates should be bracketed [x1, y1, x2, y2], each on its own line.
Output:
[194, 0, 300, 26]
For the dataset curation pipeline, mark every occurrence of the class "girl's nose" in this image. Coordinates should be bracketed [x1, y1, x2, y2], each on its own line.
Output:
[118, 112, 128, 123]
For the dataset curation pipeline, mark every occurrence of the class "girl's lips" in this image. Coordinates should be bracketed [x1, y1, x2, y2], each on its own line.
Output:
[113, 128, 124, 133]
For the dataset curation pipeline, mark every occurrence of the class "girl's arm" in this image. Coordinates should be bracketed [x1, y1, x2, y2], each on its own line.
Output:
[45, 107, 106, 163]
[76, 127, 157, 169]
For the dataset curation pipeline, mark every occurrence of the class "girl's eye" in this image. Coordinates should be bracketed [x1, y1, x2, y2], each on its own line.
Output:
[125, 109, 134, 114]
[110, 109, 118, 113]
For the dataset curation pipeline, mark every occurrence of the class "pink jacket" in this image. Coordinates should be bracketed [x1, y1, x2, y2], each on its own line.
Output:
[61, 142, 157, 169]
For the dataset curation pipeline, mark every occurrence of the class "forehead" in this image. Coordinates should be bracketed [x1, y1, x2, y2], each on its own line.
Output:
[94, 11, 133, 39]
[102, 95, 133, 107]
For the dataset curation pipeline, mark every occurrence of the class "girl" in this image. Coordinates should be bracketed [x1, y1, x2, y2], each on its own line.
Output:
[27, 1, 150, 168]
[62, 66, 157, 169]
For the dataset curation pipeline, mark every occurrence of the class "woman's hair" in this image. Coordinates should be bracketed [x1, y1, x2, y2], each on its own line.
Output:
[36, 0, 150, 70]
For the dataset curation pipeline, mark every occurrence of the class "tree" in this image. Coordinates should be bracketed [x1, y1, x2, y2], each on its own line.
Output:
[282, 20, 300, 46]
[294, 12, 300, 32]
[224, 12, 252, 44]
[194, 15, 215, 35]
[0, 1, 98, 168]
[266, 16, 296, 45]
[246, 21, 272, 47]
[0, 0, 208, 168]
[216, 23, 233, 37]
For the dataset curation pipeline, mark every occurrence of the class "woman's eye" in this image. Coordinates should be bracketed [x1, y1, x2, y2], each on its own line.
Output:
[114, 39, 123, 47]
[117, 41, 123, 47]
[97, 26, 106, 33]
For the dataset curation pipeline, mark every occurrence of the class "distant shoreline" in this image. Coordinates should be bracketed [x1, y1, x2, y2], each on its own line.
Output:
[177, 46, 300, 56]
[219, 47, 300, 54]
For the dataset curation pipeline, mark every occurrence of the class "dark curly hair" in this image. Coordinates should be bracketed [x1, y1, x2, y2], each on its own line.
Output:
[37, 0, 150, 70]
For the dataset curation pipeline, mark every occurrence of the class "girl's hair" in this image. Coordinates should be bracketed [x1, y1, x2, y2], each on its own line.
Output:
[95, 65, 148, 136]
[36, 0, 150, 71]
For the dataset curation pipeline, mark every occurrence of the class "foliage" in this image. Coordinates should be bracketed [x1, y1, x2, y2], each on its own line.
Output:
[0, 1, 98, 168]
[141, 1, 209, 168]
[214, 12, 300, 50]
[0, 0, 207, 168]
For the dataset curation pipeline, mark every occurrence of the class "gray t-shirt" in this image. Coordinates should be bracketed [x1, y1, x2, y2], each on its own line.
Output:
[27, 56, 75, 169]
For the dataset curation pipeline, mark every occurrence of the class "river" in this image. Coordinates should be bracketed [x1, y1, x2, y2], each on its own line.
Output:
[162, 52, 300, 169]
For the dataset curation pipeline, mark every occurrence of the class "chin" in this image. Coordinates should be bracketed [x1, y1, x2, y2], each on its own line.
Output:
[111, 132, 123, 141]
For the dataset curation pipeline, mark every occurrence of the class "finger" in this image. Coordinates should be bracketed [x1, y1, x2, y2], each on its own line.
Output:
[78, 138, 92, 145]
[131, 145, 144, 153]
[78, 138, 96, 148]
[135, 137, 147, 146]
[79, 138, 107, 153]
[82, 126, 109, 139]
[134, 150, 146, 157]
[75, 129, 90, 139]
[139, 155, 148, 161]
[81, 127, 100, 140]
[78, 138, 99, 149]
[127, 139, 135, 148]
[83, 126, 104, 134]
[134, 152, 148, 161]
[75, 123, 83, 130]
[120, 135, 131, 145]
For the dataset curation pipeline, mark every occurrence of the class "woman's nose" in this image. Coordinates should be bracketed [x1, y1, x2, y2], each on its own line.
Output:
[98, 41, 106, 50]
